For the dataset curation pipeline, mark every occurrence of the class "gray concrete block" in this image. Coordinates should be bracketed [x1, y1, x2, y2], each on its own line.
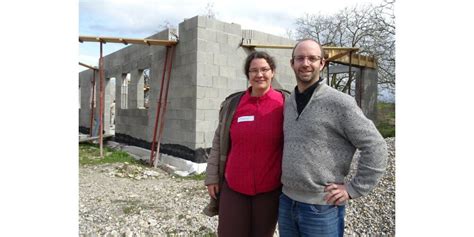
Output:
[196, 15, 208, 28]
[137, 56, 152, 70]
[171, 97, 194, 110]
[203, 109, 218, 120]
[195, 131, 205, 144]
[168, 109, 194, 120]
[213, 20, 226, 32]
[196, 86, 207, 99]
[178, 51, 197, 66]
[204, 131, 216, 146]
[227, 34, 242, 46]
[212, 76, 228, 89]
[197, 29, 217, 42]
[182, 16, 199, 31]
[179, 27, 197, 43]
[218, 42, 240, 54]
[177, 38, 197, 54]
[196, 98, 220, 110]
[196, 119, 214, 133]
[198, 16, 226, 32]
[216, 33, 228, 45]
[224, 23, 241, 35]
[139, 115, 149, 126]
[219, 65, 235, 78]
[204, 88, 219, 98]
[202, 63, 219, 77]
[197, 52, 214, 64]
[196, 74, 213, 88]
[228, 78, 247, 91]
[213, 54, 227, 66]
[197, 39, 219, 52]
[173, 86, 195, 98]
[359, 68, 378, 122]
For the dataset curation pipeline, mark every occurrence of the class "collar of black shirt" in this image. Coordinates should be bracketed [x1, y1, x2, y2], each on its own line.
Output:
[294, 77, 324, 116]
[295, 77, 323, 98]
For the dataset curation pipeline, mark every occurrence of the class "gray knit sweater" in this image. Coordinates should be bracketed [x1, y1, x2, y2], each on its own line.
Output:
[281, 83, 388, 205]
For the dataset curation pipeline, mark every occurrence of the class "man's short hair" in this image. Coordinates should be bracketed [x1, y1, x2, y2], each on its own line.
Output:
[291, 38, 326, 59]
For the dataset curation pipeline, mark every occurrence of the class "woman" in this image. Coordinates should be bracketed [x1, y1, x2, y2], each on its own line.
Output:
[203, 51, 289, 237]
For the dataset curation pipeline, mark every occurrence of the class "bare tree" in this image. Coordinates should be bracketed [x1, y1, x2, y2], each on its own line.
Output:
[285, 28, 295, 40]
[293, 1, 395, 96]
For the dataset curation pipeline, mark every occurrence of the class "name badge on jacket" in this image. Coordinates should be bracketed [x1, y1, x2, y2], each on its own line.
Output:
[237, 115, 254, 123]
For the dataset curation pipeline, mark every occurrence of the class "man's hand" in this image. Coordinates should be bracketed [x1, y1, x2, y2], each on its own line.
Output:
[207, 184, 219, 200]
[324, 183, 350, 205]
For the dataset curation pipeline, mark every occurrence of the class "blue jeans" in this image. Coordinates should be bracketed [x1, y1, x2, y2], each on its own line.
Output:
[278, 193, 345, 237]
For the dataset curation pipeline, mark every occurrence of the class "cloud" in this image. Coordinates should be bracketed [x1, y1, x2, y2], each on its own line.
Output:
[80, 0, 206, 36]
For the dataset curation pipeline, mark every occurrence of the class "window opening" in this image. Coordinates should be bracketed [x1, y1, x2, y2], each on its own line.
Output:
[121, 73, 131, 109]
[143, 68, 150, 109]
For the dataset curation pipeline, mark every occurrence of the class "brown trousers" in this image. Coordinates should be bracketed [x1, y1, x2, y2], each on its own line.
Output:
[218, 181, 281, 237]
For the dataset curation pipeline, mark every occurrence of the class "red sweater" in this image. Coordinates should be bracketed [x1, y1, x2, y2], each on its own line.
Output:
[225, 87, 284, 195]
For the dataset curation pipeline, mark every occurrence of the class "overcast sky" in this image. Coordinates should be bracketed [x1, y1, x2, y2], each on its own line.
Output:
[79, 0, 386, 70]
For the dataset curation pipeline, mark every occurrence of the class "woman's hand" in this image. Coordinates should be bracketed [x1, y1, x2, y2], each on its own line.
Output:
[207, 184, 219, 199]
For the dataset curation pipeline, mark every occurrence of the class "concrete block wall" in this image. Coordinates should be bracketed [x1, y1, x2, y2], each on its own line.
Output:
[194, 16, 247, 149]
[104, 37, 156, 141]
[79, 69, 97, 131]
[79, 28, 172, 140]
[357, 68, 378, 122]
[160, 18, 198, 148]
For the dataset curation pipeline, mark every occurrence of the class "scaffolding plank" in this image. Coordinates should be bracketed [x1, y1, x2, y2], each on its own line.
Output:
[79, 35, 178, 46]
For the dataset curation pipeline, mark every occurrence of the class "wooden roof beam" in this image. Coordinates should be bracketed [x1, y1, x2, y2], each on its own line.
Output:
[331, 53, 377, 68]
[79, 62, 98, 70]
[79, 35, 178, 46]
[241, 43, 360, 52]
[119, 38, 128, 45]
[241, 43, 293, 49]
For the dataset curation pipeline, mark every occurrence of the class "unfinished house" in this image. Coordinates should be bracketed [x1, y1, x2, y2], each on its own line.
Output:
[79, 15, 378, 163]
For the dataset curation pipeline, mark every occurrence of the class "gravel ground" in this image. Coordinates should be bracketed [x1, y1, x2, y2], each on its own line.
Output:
[79, 137, 395, 236]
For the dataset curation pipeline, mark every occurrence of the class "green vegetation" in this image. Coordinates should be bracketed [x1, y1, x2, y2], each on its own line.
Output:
[376, 102, 395, 138]
[79, 142, 208, 180]
[122, 205, 136, 214]
[79, 143, 140, 165]
[178, 172, 207, 181]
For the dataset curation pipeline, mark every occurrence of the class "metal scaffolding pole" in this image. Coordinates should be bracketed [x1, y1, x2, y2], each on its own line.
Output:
[154, 45, 176, 167]
[89, 70, 96, 137]
[99, 42, 105, 157]
[150, 47, 170, 166]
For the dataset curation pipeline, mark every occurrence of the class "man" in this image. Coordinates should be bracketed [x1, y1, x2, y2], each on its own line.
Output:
[278, 39, 388, 237]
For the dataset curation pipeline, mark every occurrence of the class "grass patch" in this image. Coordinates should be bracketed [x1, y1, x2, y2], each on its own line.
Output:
[178, 172, 207, 181]
[122, 206, 136, 214]
[79, 143, 140, 166]
[376, 102, 395, 138]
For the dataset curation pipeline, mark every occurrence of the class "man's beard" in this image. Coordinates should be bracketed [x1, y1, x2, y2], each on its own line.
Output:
[295, 69, 319, 85]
